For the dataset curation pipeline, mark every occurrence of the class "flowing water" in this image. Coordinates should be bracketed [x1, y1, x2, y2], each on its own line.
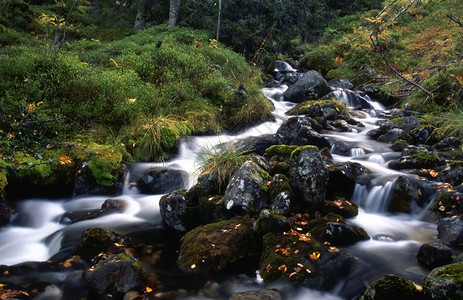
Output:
[0, 75, 438, 299]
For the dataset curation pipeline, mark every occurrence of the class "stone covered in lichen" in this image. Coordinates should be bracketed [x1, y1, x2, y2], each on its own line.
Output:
[356, 274, 423, 300]
[286, 100, 349, 116]
[265, 145, 298, 176]
[423, 261, 463, 299]
[177, 216, 259, 274]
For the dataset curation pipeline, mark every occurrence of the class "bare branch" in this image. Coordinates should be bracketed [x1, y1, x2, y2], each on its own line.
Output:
[448, 14, 463, 27]
[391, 0, 418, 23]
[376, 0, 399, 19]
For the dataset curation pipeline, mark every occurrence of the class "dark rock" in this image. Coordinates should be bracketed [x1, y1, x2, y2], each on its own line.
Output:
[356, 274, 424, 300]
[310, 222, 369, 246]
[60, 199, 125, 224]
[0, 199, 14, 226]
[437, 216, 463, 247]
[255, 209, 292, 235]
[324, 199, 359, 218]
[229, 289, 283, 300]
[283, 70, 331, 103]
[331, 141, 350, 156]
[388, 175, 420, 214]
[434, 136, 461, 150]
[138, 167, 188, 194]
[437, 167, 463, 186]
[333, 119, 351, 132]
[326, 164, 357, 200]
[289, 146, 328, 205]
[268, 174, 295, 216]
[177, 216, 259, 274]
[342, 161, 367, 181]
[377, 128, 411, 144]
[265, 145, 298, 176]
[83, 253, 148, 299]
[388, 146, 444, 170]
[235, 134, 281, 156]
[276, 117, 311, 144]
[410, 125, 435, 145]
[159, 190, 189, 231]
[323, 107, 338, 120]
[224, 160, 269, 214]
[417, 242, 453, 269]
[72, 228, 123, 260]
[290, 126, 331, 149]
[328, 79, 354, 90]
[423, 261, 463, 299]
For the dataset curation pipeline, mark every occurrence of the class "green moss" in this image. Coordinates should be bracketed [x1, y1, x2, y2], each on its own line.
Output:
[411, 149, 441, 167]
[290, 145, 319, 160]
[449, 161, 463, 169]
[286, 99, 349, 116]
[358, 274, 422, 300]
[268, 174, 294, 199]
[265, 145, 298, 158]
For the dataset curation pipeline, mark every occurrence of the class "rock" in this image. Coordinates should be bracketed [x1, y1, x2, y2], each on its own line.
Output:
[433, 136, 461, 151]
[60, 199, 125, 224]
[326, 164, 358, 200]
[333, 119, 350, 132]
[223, 160, 269, 214]
[310, 222, 369, 246]
[138, 167, 188, 194]
[72, 228, 123, 260]
[323, 199, 359, 219]
[234, 134, 281, 156]
[388, 146, 444, 170]
[377, 128, 411, 144]
[331, 141, 350, 156]
[289, 146, 328, 205]
[323, 107, 338, 120]
[255, 209, 292, 235]
[283, 70, 331, 103]
[159, 190, 190, 231]
[437, 216, 463, 247]
[83, 253, 149, 299]
[437, 166, 463, 186]
[290, 125, 331, 149]
[356, 274, 424, 300]
[268, 174, 295, 216]
[423, 261, 463, 299]
[328, 79, 354, 90]
[265, 144, 298, 176]
[410, 125, 435, 145]
[177, 216, 259, 274]
[0, 198, 14, 226]
[276, 117, 311, 144]
[416, 242, 453, 269]
[229, 289, 283, 300]
[388, 175, 420, 214]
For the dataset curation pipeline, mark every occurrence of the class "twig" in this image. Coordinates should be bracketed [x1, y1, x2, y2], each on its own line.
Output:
[448, 14, 463, 27]
[391, 0, 418, 23]
[376, 0, 399, 19]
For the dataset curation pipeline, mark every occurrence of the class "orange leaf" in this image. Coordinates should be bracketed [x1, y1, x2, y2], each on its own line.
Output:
[309, 252, 321, 260]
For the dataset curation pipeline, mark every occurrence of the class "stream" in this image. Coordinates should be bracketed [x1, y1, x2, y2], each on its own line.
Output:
[0, 69, 438, 299]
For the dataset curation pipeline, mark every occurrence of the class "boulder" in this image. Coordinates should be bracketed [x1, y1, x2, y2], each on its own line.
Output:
[83, 253, 149, 299]
[323, 199, 359, 219]
[265, 145, 298, 176]
[159, 190, 190, 231]
[377, 128, 411, 144]
[276, 117, 312, 144]
[223, 160, 270, 214]
[310, 222, 369, 246]
[138, 167, 187, 194]
[255, 209, 292, 235]
[331, 141, 350, 156]
[416, 242, 453, 269]
[423, 261, 463, 299]
[328, 79, 354, 90]
[60, 199, 125, 224]
[72, 228, 124, 260]
[177, 216, 259, 274]
[387, 175, 420, 214]
[410, 125, 435, 145]
[289, 146, 328, 205]
[283, 70, 331, 103]
[388, 146, 444, 170]
[268, 174, 295, 216]
[356, 274, 424, 300]
[437, 216, 463, 247]
[234, 134, 281, 156]
[290, 126, 331, 149]
[0, 199, 14, 227]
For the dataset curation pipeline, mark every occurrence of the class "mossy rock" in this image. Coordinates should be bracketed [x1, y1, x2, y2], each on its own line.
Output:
[310, 221, 369, 246]
[423, 261, 463, 299]
[323, 199, 359, 218]
[411, 149, 442, 168]
[178, 216, 259, 274]
[255, 209, 292, 235]
[286, 100, 349, 116]
[259, 231, 321, 283]
[357, 274, 423, 300]
[72, 228, 124, 260]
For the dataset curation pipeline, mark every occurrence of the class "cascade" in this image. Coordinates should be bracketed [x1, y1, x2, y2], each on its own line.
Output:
[0, 62, 439, 300]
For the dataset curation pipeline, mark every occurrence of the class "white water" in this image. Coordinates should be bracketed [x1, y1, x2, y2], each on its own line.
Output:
[0, 73, 437, 299]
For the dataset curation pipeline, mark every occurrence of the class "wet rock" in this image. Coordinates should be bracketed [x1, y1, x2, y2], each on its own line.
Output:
[138, 167, 188, 194]
[377, 128, 411, 144]
[229, 289, 283, 300]
[410, 125, 435, 145]
[290, 125, 331, 149]
[310, 222, 369, 246]
[276, 116, 311, 144]
[323, 107, 338, 120]
[388, 146, 444, 170]
[159, 190, 189, 231]
[416, 242, 453, 269]
[342, 161, 367, 181]
[333, 119, 350, 132]
[388, 175, 420, 214]
[436, 166, 463, 186]
[235, 134, 281, 156]
[331, 141, 350, 156]
[177, 216, 259, 274]
[0, 198, 14, 226]
[268, 174, 295, 216]
[356, 274, 424, 300]
[223, 160, 269, 214]
[72, 228, 124, 260]
[83, 253, 150, 299]
[324, 199, 359, 219]
[328, 79, 354, 90]
[326, 164, 357, 200]
[283, 70, 331, 103]
[265, 145, 298, 176]
[289, 146, 328, 205]
[437, 215, 463, 247]
[60, 199, 125, 224]
[423, 261, 463, 299]
[434, 136, 461, 151]
[255, 209, 292, 235]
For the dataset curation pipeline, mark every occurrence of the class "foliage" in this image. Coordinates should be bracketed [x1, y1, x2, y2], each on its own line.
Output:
[197, 143, 249, 191]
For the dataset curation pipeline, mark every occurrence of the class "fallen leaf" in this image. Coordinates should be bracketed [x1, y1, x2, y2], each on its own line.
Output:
[309, 252, 321, 260]
[191, 264, 196, 269]
[146, 287, 153, 293]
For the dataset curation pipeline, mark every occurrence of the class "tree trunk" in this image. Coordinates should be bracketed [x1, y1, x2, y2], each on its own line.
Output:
[134, 0, 150, 31]
[168, 0, 181, 27]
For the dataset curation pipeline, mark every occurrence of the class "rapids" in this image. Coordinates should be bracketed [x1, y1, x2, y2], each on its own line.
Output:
[0, 71, 437, 299]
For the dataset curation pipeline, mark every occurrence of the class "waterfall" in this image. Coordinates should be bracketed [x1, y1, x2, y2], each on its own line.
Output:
[332, 88, 385, 110]
[352, 181, 394, 213]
